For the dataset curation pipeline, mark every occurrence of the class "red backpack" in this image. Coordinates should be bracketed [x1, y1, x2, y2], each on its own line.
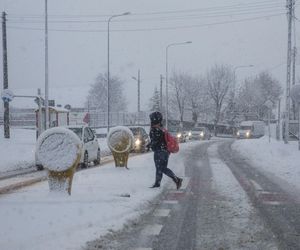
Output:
[162, 128, 179, 153]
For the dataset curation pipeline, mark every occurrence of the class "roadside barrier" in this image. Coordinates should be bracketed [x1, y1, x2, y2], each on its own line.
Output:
[107, 126, 134, 168]
[36, 127, 82, 195]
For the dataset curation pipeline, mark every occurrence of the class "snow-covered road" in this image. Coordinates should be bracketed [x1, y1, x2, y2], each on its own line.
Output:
[87, 140, 277, 250]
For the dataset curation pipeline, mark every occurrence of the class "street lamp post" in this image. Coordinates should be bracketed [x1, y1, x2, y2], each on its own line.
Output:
[165, 41, 192, 129]
[45, 0, 49, 130]
[107, 12, 130, 133]
[132, 69, 141, 125]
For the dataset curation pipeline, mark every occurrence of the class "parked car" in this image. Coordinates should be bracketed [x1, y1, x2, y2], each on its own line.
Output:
[35, 125, 101, 170]
[169, 129, 187, 143]
[190, 127, 212, 140]
[236, 120, 265, 139]
[129, 126, 150, 153]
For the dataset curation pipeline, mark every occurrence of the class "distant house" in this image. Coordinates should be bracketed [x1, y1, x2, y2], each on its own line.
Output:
[35, 106, 70, 136]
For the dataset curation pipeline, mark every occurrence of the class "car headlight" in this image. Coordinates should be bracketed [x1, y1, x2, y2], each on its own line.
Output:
[237, 131, 240, 136]
[246, 131, 250, 137]
[135, 138, 141, 146]
[177, 133, 182, 138]
[188, 132, 191, 137]
[200, 132, 204, 137]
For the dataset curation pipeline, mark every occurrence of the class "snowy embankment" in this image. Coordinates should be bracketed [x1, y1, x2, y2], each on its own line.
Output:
[233, 136, 300, 194]
[0, 141, 188, 250]
[0, 128, 109, 173]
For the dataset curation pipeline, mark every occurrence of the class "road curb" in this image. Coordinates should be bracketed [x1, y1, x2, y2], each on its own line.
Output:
[0, 176, 47, 195]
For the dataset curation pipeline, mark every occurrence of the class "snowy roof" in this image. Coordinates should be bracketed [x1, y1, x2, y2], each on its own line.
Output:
[240, 120, 263, 126]
[35, 106, 70, 113]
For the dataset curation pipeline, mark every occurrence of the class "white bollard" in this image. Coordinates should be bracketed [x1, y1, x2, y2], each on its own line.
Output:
[36, 127, 82, 195]
[107, 126, 134, 168]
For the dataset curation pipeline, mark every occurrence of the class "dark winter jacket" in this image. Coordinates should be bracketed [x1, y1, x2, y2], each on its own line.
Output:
[149, 126, 167, 152]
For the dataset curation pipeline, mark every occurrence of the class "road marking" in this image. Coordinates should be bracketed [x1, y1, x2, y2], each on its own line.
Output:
[258, 191, 287, 205]
[133, 248, 152, 250]
[169, 190, 184, 194]
[262, 201, 282, 206]
[154, 209, 170, 217]
[163, 200, 178, 204]
[141, 224, 163, 235]
[250, 179, 264, 192]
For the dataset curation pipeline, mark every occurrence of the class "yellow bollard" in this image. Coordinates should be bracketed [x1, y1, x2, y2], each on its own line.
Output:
[36, 127, 82, 195]
[107, 126, 134, 168]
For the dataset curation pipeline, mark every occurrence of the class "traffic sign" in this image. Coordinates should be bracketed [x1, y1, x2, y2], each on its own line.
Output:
[1, 89, 14, 102]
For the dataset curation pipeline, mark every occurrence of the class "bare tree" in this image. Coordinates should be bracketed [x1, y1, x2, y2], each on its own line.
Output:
[206, 64, 234, 135]
[236, 71, 282, 120]
[86, 73, 127, 112]
[169, 72, 190, 127]
[185, 76, 213, 126]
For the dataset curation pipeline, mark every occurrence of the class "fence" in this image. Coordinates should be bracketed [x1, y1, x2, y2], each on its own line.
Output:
[0, 109, 151, 129]
[89, 110, 150, 128]
[0, 109, 36, 128]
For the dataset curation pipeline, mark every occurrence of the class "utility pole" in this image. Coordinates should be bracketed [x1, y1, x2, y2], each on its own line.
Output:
[160, 74, 163, 112]
[292, 46, 297, 120]
[44, 0, 49, 130]
[2, 12, 9, 139]
[137, 69, 140, 113]
[137, 69, 140, 125]
[284, 0, 295, 144]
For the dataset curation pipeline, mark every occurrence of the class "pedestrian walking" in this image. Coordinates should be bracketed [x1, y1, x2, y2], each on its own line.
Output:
[148, 111, 183, 189]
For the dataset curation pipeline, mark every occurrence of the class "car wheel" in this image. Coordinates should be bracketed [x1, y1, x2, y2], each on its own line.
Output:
[93, 148, 101, 165]
[36, 165, 44, 171]
[80, 152, 89, 169]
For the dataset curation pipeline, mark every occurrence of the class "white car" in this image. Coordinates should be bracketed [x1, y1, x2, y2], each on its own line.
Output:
[36, 125, 101, 170]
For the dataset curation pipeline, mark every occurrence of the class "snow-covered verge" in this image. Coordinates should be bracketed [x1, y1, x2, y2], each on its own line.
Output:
[0, 127, 109, 173]
[0, 143, 187, 250]
[0, 127, 36, 172]
[233, 136, 300, 194]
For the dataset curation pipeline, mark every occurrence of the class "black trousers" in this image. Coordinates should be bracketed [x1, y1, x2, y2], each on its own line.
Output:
[154, 150, 177, 184]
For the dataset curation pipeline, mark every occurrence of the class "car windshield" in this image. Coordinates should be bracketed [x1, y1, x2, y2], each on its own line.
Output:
[68, 127, 82, 139]
[240, 126, 252, 130]
[192, 128, 205, 132]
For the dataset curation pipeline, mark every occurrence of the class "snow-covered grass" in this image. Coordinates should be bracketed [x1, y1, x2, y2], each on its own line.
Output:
[0, 142, 187, 250]
[233, 136, 300, 194]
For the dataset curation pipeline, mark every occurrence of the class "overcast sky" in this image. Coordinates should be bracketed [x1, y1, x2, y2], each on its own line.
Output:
[0, 0, 299, 111]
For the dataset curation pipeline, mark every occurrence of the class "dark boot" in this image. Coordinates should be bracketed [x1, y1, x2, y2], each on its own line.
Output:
[150, 182, 160, 188]
[175, 177, 183, 190]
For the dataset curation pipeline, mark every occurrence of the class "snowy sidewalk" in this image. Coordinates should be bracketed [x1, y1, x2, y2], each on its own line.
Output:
[233, 136, 300, 199]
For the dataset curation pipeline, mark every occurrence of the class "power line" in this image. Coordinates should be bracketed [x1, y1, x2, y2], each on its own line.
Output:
[7, 0, 284, 19]
[7, 7, 285, 24]
[6, 13, 285, 33]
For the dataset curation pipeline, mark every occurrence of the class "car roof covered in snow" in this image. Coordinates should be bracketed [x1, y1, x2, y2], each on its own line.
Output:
[240, 121, 263, 126]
